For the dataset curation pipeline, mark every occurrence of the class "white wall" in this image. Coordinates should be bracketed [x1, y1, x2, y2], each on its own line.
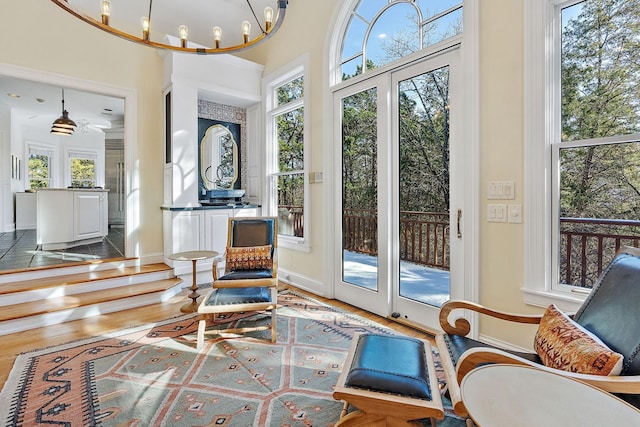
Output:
[0, 106, 11, 231]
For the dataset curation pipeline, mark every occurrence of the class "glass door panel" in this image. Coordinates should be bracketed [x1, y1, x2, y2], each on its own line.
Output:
[342, 87, 379, 291]
[398, 66, 451, 307]
[391, 49, 462, 330]
[334, 77, 390, 317]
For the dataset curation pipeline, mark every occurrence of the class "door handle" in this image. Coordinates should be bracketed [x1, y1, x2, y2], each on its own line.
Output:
[457, 208, 462, 239]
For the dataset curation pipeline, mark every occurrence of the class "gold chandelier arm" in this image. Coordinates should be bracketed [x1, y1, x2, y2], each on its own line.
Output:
[50, 0, 287, 55]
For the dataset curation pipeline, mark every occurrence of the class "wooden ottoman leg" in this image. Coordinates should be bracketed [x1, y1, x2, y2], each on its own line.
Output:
[270, 308, 277, 343]
[197, 316, 208, 349]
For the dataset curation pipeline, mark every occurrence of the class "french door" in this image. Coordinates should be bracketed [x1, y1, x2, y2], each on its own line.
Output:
[333, 48, 465, 331]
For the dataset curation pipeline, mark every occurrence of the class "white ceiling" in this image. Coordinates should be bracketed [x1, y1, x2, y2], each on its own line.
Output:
[0, 75, 125, 132]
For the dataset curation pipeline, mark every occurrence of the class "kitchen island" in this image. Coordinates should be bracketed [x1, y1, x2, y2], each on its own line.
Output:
[37, 188, 109, 250]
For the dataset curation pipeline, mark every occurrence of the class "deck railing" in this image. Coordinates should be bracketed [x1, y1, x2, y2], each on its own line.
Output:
[343, 209, 450, 270]
[278, 205, 304, 237]
[560, 217, 640, 287]
[343, 211, 640, 288]
[282, 207, 640, 288]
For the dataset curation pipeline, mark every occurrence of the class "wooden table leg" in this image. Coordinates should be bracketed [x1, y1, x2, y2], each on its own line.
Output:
[180, 259, 200, 313]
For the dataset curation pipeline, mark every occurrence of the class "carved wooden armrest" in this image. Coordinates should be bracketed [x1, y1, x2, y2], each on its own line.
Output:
[272, 247, 278, 277]
[211, 253, 225, 281]
[456, 347, 640, 394]
[439, 300, 545, 335]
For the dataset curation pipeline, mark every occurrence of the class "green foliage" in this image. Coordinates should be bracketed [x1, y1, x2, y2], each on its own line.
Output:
[559, 0, 640, 286]
[560, 0, 640, 220]
[28, 155, 49, 189]
[341, 87, 378, 211]
[70, 158, 96, 187]
[398, 67, 450, 213]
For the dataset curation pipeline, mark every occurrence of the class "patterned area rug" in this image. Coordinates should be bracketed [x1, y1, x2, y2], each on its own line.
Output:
[0, 291, 467, 426]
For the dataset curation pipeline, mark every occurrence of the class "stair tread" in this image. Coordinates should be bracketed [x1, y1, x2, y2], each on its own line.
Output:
[0, 257, 138, 276]
[0, 263, 174, 296]
[0, 278, 184, 322]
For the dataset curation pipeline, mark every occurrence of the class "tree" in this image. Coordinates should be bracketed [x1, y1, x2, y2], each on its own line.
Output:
[28, 155, 49, 189]
[341, 85, 378, 211]
[559, 0, 640, 286]
[70, 158, 95, 187]
[398, 67, 450, 213]
[561, 0, 640, 219]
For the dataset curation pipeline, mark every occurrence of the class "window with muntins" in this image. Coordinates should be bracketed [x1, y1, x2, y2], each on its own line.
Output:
[28, 147, 53, 189]
[525, 0, 640, 307]
[265, 67, 308, 247]
[68, 151, 97, 188]
[340, 0, 463, 80]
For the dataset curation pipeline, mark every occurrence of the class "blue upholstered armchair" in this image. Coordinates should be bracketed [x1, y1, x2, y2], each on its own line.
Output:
[436, 246, 640, 417]
[197, 217, 278, 349]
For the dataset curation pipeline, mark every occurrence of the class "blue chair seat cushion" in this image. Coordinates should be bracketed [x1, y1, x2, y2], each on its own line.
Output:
[205, 286, 272, 306]
[345, 333, 433, 400]
[219, 269, 273, 280]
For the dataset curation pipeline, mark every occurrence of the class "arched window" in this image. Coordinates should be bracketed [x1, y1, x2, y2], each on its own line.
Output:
[340, 0, 463, 80]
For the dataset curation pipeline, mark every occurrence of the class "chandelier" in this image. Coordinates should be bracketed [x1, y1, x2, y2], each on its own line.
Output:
[51, 0, 287, 54]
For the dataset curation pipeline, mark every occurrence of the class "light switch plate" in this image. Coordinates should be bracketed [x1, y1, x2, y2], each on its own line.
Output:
[488, 204, 507, 222]
[488, 180, 515, 200]
[508, 204, 522, 223]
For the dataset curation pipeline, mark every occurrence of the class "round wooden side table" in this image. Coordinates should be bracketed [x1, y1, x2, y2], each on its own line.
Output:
[168, 250, 219, 313]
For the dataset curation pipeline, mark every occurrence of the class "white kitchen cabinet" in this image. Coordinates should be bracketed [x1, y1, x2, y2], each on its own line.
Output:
[37, 189, 108, 250]
[15, 192, 37, 230]
[162, 206, 259, 255]
[162, 206, 260, 285]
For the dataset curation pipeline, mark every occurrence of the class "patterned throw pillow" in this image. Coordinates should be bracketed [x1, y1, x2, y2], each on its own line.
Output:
[534, 304, 623, 376]
[225, 245, 273, 272]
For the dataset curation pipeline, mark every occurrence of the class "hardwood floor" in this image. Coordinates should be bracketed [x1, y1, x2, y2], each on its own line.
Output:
[0, 284, 435, 389]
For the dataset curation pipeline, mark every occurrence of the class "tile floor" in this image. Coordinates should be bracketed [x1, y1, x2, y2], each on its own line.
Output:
[0, 228, 125, 271]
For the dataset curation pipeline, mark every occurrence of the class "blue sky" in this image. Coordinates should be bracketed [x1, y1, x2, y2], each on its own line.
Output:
[341, 0, 463, 77]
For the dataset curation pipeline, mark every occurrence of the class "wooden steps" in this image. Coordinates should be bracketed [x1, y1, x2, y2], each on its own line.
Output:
[0, 259, 185, 336]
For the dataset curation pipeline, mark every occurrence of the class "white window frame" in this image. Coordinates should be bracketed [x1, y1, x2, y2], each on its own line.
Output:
[26, 143, 55, 190]
[523, 0, 637, 312]
[263, 55, 310, 251]
[65, 149, 100, 186]
[65, 148, 102, 188]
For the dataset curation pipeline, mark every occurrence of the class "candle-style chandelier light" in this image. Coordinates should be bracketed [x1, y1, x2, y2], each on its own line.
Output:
[50, 0, 287, 54]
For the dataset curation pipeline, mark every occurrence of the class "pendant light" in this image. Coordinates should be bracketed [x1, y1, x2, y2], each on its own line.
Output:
[51, 89, 77, 136]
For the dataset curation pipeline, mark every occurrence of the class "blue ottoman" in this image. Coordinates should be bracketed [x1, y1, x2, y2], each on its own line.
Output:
[333, 333, 445, 426]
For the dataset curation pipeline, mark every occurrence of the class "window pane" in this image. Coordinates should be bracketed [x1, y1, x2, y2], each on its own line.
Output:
[398, 66, 451, 307]
[277, 107, 304, 172]
[342, 15, 367, 63]
[415, 0, 463, 18]
[71, 158, 96, 187]
[366, 3, 421, 69]
[277, 173, 304, 238]
[341, 1, 463, 80]
[354, 0, 388, 22]
[28, 154, 50, 189]
[559, 141, 640, 288]
[423, 7, 463, 47]
[341, 56, 364, 81]
[342, 87, 378, 289]
[561, 1, 640, 142]
[277, 76, 304, 106]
